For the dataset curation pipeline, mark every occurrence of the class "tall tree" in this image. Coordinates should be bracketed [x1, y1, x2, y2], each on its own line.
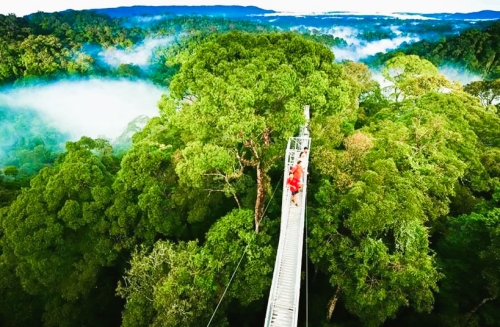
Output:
[308, 74, 499, 324]
[117, 209, 275, 327]
[436, 195, 500, 327]
[164, 31, 348, 231]
[464, 79, 500, 108]
[1, 137, 119, 327]
[382, 54, 453, 102]
[18, 34, 68, 77]
[107, 114, 230, 249]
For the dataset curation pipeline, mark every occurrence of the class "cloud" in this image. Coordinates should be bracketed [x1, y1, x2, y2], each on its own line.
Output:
[0, 78, 165, 141]
[325, 26, 360, 44]
[389, 25, 403, 36]
[288, 24, 419, 62]
[133, 15, 165, 23]
[309, 12, 436, 20]
[381, 13, 435, 20]
[438, 65, 483, 85]
[98, 37, 175, 67]
[370, 66, 484, 94]
[370, 70, 392, 88]
[333, 36, 419, 61]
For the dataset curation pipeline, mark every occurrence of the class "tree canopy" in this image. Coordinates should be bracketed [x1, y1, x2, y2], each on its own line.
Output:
[164, 31, 348, 231]
[1, 10, 500, 327]
[1, 137, 121, 326]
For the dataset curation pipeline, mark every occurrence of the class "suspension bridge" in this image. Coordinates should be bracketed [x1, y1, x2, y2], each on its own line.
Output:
[264, 105, 311, 327]
[206, 106, 311, 327]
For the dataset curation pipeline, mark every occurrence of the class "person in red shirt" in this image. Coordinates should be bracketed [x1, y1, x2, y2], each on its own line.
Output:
[286, 172, 300, 206]
[290, 160, 304, 190]
[291, 160, 303, 179]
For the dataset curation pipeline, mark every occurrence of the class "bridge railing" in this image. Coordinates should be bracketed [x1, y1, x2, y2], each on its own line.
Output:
[264, 130, 310, 327]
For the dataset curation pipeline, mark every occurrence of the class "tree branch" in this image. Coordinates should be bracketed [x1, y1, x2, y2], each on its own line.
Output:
[203, 168, 242, 209]
[205, 188, 241, 209]
[262, 127, 272, 147]
[464, 296, 496, 326]
[235, 148, 258, 167]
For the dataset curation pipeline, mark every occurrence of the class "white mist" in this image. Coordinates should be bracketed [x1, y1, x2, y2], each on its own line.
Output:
[0, 78, 165, 141]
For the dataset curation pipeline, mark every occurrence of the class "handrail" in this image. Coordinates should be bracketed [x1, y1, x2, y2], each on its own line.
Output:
[264, 138, 292, 326]
[291, 135, 310, 327]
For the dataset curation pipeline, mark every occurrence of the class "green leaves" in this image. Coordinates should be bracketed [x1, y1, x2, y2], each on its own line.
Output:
[464, 79, 500, 107]
[436, 208, 500, 326]
[0, 137, 118, 326]
[204, 209, 274, 304]
[374, 22, 500, 79]
[118, 209, 275, 327]
[382, 54, 453, 102]
[166, 31, 348, 230]
[117, 240, 209, 327]
[307, 54, 500, 325]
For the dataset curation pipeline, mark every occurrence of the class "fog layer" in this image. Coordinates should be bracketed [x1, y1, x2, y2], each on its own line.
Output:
[0, 78, 165, 141]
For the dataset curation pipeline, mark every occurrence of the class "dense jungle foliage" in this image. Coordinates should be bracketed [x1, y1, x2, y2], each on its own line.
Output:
[1, 9, 500, 327]
[0, 11, 274, 85]
[367, 21, 500, 79]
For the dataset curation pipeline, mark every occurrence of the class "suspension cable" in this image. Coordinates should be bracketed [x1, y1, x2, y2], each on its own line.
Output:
[206, 173, 284, 327]
[263, 173, 284, 218]
[206, 244, 248, 327]
[305, 197, 309, 327]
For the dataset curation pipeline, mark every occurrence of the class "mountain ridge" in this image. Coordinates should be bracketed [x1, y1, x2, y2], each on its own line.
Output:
[87, 6, 500, 20]
[91, 5, 275, 18]
[87, 5, 500, 20]
[420, 10, 500, 20]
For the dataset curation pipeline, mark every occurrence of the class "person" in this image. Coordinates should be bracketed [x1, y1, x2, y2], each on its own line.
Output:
[286, 172, 300, 206]
[290, 160, 304, 181]
[299, 147, 308, 158]
[298, 147, 309, 172]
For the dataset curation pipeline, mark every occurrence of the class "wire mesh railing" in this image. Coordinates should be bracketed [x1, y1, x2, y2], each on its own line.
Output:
[264, 123, 310, 327]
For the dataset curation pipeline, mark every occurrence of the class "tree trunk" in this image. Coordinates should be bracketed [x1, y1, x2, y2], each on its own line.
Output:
[327, 286, 341, 320]
[254, 162, 265, 233]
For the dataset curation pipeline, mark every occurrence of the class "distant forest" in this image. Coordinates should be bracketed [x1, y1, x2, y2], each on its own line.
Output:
[1, 9, 500, 327]
[366, 21, 500, 79]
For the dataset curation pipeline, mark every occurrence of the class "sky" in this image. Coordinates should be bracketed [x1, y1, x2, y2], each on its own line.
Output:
[1, 0, 500, 16]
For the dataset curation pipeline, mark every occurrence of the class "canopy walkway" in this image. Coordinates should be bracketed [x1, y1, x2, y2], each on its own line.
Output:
[264, 106, 311, 327]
